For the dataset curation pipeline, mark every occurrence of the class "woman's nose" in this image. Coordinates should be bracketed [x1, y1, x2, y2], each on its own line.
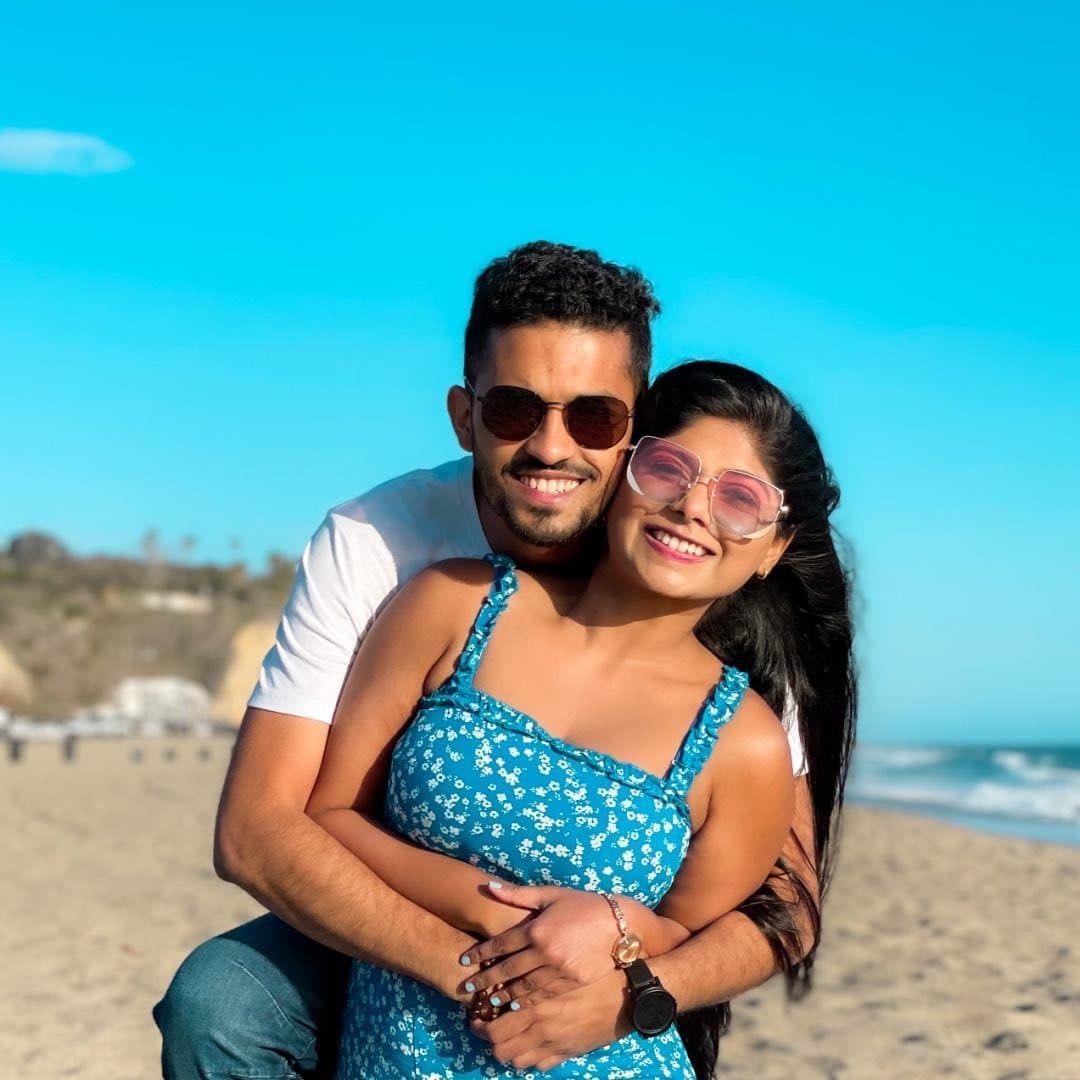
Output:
[673, 477, 713, 529]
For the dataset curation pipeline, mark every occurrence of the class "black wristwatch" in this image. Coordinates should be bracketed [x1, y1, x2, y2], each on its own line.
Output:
[625, 958, 677, 1037]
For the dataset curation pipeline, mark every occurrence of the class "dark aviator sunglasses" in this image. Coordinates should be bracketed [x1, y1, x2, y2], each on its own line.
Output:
[464, 380, 633, 450]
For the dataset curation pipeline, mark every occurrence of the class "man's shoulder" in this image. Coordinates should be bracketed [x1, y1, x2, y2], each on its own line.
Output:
[319, 457, 486, 577]
[330, 456, 472, 523]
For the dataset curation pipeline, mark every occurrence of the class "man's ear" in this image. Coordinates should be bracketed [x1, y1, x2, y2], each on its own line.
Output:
[447, 385, 474, 452]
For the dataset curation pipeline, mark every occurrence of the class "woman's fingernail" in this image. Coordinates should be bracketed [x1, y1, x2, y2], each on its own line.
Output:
[459, 954, 472, 966]
[487, 881, 503, 890]
[490, 995, 503, 1007]
[510, 1001, 521, 1012]
[465, 981, 476, 993]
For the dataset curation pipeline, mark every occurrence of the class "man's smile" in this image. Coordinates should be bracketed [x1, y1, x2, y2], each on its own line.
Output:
[511, 470, 587, 505]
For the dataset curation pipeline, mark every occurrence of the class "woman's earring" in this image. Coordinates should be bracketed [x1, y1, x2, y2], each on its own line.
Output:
[755, 568, 769, 579]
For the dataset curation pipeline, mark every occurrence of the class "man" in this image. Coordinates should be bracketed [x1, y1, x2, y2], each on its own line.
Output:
[155, 241, 815, 1078]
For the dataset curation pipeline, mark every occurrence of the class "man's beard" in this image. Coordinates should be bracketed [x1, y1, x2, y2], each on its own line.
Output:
[475, 453, 610, 549]
[486, 486, 597, 548]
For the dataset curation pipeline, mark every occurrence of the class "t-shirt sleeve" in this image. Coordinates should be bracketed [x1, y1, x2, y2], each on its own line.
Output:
[247, 513, 397, 724]
[782, 691, 808, 778]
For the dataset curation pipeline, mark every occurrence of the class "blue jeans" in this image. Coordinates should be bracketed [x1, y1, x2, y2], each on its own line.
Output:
[153, 915, 351, 1079]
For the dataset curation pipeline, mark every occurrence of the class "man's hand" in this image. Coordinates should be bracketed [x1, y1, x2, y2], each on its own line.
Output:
[470, 968, 630, 1072]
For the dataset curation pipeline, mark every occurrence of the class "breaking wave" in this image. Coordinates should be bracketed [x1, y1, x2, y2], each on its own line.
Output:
[849, 743, 1080, 832]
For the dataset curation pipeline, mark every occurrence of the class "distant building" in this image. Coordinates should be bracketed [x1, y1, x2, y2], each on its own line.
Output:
[112, 676, 213, 735]
[138, 590, 214, 615]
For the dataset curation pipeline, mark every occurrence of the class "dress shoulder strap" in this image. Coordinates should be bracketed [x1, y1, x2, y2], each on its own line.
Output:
[451, 553, 519, 684]
[666, 666, 750, 798]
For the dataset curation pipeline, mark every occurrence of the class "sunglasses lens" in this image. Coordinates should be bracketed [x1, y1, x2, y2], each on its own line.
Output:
[628, 438, 697, 501]
[711, 473, 782, 536]
[477, 387, 630, 448]
[478, 387, 546, 440]
[564, 397, 630, 449]
[628, 438, 783, 537]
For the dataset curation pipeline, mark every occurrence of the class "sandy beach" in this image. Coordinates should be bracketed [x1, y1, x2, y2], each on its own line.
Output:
[3, 737, 1078, 1080]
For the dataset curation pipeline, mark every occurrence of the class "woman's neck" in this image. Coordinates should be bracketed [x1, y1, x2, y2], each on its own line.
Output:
[562, 554, 714, 665]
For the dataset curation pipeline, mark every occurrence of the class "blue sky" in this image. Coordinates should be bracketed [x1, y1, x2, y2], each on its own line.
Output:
[2, 3, 1077, 745]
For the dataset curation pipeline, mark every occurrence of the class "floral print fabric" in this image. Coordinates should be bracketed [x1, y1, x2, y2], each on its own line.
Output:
[336, 555, 748, 1079]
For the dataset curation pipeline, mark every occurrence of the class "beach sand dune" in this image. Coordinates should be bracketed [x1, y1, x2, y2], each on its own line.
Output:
[4, 739, 1078, 1079]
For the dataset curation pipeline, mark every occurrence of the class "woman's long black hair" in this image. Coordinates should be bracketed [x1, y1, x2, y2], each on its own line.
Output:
[634, 361, 858, 1080]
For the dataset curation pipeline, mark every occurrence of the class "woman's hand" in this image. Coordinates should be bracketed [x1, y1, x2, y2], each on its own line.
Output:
[460, 884, 688, 1007]
[470, 968, 631, 1072]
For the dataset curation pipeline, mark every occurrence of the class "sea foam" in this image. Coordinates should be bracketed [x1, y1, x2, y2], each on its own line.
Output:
[849, 743, 1080, 838]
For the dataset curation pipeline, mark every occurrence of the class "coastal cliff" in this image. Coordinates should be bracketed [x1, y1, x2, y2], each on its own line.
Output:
[0, 532, 292, 724]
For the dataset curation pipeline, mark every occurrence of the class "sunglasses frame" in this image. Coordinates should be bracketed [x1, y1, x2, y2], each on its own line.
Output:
[627, 435, 789, 540]
[464, 379, 633, 450]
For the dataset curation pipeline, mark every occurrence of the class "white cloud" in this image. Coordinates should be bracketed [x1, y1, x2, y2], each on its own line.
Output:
[0, 128, 133, 175]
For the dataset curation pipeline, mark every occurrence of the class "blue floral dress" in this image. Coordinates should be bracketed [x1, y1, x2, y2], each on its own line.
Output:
[336, 555, 748, 1080]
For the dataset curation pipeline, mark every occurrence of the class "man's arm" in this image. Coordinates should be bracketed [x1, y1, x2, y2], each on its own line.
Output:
[300, 808, 522, 939]
[214, 511, 478, 997]
[471, 776, 818, 1072]
[214, 708, 474, 997]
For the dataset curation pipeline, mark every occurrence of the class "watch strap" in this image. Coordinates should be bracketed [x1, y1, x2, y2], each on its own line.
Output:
[624, 958, 677, 1038]
[625, 957, 660, 993]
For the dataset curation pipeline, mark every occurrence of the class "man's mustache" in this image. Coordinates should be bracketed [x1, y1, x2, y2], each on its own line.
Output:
[504, 452, 598, 482]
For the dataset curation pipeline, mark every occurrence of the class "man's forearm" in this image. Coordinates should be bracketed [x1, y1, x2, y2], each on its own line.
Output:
[312, 807, 523, 939]
[216, 801, 473, 998]
[469, 910, 783, 1071]
[650, 906, 779, 1011]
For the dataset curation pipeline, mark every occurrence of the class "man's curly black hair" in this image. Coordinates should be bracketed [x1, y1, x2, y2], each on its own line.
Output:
[463, 241, 661, 394]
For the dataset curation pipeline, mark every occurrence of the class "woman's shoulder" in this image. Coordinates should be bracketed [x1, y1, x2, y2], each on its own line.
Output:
[397, 557, 506, 612]
[419, 555, 508, 586]
[399, 556, 584, 623]
[515, 565, 588, 615]
[713, 685, 792, 775]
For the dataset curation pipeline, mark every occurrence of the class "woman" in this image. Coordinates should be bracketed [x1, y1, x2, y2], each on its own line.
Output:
[307, 361, 856, 1079]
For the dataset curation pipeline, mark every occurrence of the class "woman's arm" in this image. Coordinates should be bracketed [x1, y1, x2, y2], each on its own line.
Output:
[657, 688, 796, 930]
[306, 559, 529, 942]
[469, 781, 815, 1073]
[313, 809, 525, 938]
[462, 688, 794, 996]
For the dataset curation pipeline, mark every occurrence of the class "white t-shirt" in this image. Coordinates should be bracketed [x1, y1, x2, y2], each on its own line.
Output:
[249, 454, 807, 775]
[249, 457, 488, 723]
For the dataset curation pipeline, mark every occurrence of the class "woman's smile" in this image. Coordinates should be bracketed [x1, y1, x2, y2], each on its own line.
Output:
[643, 524, 715, 562]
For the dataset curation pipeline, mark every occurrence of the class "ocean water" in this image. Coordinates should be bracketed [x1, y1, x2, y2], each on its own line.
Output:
[848, 743, 1080, 847]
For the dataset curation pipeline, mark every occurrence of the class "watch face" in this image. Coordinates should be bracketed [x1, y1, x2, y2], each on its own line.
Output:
[613, 931, 643, 967]
[634, 986, 677, 1037]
